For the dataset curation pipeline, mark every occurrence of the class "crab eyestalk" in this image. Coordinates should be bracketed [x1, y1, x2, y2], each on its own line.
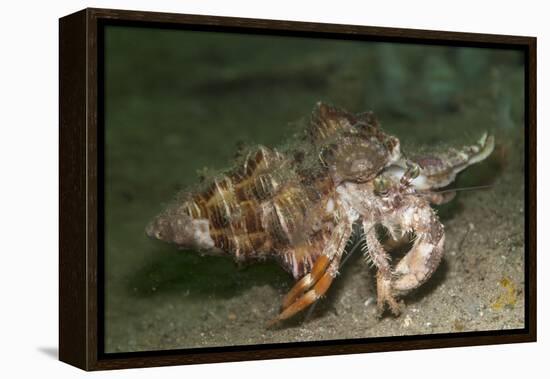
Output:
[374, 176, 391, 196]
[400, 161, 421, 187]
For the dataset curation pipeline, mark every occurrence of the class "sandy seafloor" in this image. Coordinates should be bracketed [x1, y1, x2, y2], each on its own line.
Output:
[103, 26, 525, 352]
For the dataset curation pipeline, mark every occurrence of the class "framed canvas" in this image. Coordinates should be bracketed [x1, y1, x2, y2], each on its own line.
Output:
[59, 7, 537, 371]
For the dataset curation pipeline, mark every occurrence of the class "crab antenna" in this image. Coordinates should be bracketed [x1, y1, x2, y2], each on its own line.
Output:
[434, 184, 493, 194]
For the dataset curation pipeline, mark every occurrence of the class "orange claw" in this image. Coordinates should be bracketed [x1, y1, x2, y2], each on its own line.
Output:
[281, 255, 330, 309]
[267, 270, 334, 327]
[268, 221, 353, 327]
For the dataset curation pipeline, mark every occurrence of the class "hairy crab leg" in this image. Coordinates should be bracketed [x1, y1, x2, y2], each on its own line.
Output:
[268, 221, 353, 326]
[392, 201, 445, 292]
[363, 221, 402, 315]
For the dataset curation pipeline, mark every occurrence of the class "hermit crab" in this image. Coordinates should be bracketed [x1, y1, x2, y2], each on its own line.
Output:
[146, 102, 494, 326]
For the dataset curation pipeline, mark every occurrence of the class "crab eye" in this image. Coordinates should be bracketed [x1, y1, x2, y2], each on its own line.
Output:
[374, 176, 390, 196]
[406, 161, 420, 179]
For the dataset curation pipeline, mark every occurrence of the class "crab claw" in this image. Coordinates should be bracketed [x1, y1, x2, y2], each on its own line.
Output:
[392, 203, 445, 293]
[386, 133, 495, 191]
[393, 235, 445, 292]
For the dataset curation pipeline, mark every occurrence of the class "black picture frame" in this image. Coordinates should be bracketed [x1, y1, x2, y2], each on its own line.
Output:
[59, 7, 537, 371]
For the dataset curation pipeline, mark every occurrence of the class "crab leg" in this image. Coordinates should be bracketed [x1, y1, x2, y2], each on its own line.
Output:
[268, 220, 353, 326]
[363, 221, 402, 315]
